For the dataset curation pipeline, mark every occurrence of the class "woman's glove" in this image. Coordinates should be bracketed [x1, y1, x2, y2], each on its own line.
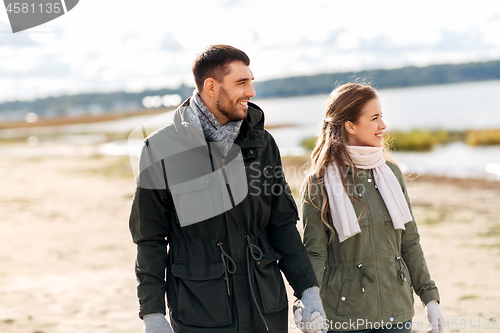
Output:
[294, 286, 327, 333]
[425, 300, 445, 333]
[143, 313, 174, 333]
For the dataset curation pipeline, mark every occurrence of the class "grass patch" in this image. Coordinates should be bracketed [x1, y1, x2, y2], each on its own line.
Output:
[0, 137, 29, 144]
[300, 137, 317, 151]
[0, 108, 174, 130]
[413, 202, 433, 208]
[478, 242, 500, 249]
[300, 128, 500, 152]
[459, 294, 478, 300]
[421, 209, 447, 225]
[300, 129, 455, 152]
[0, 197, 33, 204]
[385, 129, 453, 152]
[26, 157, 43, 162]
[478, 224, 500, 237]
[74, 156, 134, 179]
[466, 129, 500, 146]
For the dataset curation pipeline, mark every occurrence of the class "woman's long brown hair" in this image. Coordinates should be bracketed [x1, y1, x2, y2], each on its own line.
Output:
[301, 83, 394, 240]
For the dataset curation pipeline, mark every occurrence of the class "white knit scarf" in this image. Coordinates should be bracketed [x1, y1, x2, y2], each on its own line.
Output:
[324, 145, 413, 242]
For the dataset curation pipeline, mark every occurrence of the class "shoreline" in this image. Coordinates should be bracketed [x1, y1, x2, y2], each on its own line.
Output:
[280, 155, 500, 188]
[0, 140, 498, 184]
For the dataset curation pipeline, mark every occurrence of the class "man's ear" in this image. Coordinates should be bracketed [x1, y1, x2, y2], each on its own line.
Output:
[204, 78, 217, 98]
[345, 121, 356, 135]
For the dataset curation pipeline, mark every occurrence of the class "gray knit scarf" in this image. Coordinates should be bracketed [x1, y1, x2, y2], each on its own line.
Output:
[189, 91, 243, 156]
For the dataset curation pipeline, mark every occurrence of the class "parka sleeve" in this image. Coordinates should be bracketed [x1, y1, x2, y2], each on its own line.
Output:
[129, 142, 173, 318]
[265, 136, 318, 299]
[301, 177, 330, 287]
[389, 162, 440, 306]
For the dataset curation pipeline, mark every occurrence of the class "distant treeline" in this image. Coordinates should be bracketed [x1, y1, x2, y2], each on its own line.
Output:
[2, 59, 500, 120]
[0, 84, 194, 121]
[253, 59, 500, 97]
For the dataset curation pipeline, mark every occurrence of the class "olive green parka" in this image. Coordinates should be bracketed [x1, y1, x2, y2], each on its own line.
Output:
[302, 161, 439, 331]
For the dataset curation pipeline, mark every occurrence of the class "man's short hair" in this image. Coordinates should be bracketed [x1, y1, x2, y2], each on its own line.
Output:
[192, 44, 250, 92]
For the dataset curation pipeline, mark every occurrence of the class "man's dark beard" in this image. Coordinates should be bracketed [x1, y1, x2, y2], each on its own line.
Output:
[216, 86, 246, 121]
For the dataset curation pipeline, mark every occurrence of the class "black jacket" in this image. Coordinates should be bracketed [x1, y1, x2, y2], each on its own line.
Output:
[129, 99, 318, 333]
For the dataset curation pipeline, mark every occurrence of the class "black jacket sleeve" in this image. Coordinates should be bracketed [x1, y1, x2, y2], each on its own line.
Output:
[129, 145, 173, 318]
[264, 136, 318, 299]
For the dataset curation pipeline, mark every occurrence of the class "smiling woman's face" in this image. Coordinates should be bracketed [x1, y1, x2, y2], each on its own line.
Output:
[345, 97, 386, 147]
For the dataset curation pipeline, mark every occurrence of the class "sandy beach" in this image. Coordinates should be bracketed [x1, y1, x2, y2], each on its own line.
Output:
[1, 141, 499, 333]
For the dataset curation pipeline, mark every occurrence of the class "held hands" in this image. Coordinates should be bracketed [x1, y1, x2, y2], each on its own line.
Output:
[293, 307, 324, 333]
[425, 300, 445, 333]
[143, 313, 174, 333]
[293, 286, 327, 333]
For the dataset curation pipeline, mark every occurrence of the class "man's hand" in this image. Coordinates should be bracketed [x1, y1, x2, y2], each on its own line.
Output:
[425, 300, 445, 333]
[143, 313, 174, 333]
[294, 286, 327, 333]
[293, 307, 323, 333]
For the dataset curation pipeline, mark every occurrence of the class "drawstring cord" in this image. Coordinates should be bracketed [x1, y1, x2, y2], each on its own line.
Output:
[396, 256, 407, 284]
[245, 234, 269, 331]
[217, 242, 236, 295]
[357, 263, 375, 292]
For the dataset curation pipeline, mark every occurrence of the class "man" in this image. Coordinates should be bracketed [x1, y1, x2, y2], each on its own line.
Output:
[129, 45, 326, 333]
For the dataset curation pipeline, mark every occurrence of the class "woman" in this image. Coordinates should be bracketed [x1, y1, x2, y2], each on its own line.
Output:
[300, 83, 445, 333]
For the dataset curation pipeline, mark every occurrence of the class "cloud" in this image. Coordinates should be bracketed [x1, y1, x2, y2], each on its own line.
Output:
[160, 33, 183, 51]
[0, 34, 38, 47]
[0, 55, 73, 78]
[29, 61, 73, 78]
[1, 0, 500, 103]
[0, 21, 39, 47]
[433, 30, 494, 52]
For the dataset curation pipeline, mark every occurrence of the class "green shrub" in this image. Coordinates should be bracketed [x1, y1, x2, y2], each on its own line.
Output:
[299, 128, 500, 152]
[385, 129, 450, 152]
[466, 129, 500, 146]
[300, 136, 318, 151]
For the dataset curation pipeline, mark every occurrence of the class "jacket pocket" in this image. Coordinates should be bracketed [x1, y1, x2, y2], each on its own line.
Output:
[171, 261, 231, 327]
[393, 256, 414, 314]
[334, 263, 378, 318]
[359, 217, 370, 227]
[336, 280, 351, 315]
[170, 175, 214, 226]
[253, 249, 288, 313]
[384, 214, 403, 257]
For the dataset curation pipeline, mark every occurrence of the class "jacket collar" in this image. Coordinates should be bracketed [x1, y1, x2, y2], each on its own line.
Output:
[172, 97, 266, 149]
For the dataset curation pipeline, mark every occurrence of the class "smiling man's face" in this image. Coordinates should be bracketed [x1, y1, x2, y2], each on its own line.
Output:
[214, 61, 256, 123]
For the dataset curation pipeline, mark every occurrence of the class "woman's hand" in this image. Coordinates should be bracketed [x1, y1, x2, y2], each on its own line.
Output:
[293, 307, 324, 333]
[425, 300, 445, 333]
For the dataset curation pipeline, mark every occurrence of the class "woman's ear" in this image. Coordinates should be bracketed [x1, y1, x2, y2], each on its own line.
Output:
[345, 121, 356, 135]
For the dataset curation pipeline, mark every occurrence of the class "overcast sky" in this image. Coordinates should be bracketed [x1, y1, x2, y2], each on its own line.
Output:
[1, 0, 500, 103]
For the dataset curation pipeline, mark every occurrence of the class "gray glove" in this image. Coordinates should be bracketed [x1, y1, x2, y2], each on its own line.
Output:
[300, 286, 327, 333]
[143, 313, 174, 333]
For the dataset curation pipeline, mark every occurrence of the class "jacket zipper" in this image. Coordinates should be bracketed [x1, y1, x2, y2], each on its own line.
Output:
[221, 158, 236, 208]
[206, 143, 236, 208]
